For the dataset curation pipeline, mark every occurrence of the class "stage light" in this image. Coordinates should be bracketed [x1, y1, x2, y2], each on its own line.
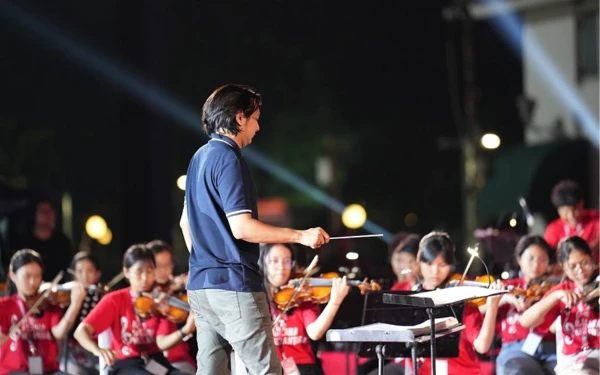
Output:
[481, 133, 501, 149]
[98, 228, 112, 245]
[346, 252, 359, 260]
[342, 204, 367, 229]
[85, 215, 107, 240]
[176, 175, 187, 191]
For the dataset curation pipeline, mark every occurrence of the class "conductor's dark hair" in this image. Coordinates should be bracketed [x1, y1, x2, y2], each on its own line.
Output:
[202, 84, 262, 136]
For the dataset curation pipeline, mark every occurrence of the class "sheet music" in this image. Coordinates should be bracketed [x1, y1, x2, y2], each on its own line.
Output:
[411, 286, 507, 306]
[383, 286, 507, 307]
[326, 317, 460, 343]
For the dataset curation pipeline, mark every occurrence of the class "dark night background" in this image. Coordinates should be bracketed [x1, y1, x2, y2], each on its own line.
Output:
[0, 0, 543, 281]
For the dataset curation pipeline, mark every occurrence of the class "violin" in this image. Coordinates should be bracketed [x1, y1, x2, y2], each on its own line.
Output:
[134, 291, 190, 323]
[576, 275, 599, 310]
[272, 272, 381, 310]
[520, 276, 562, 302]
[38, 282, 104, 308]
[37, 271, 125, 308]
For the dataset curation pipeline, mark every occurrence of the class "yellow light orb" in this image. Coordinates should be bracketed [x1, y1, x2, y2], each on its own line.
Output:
[341, 204, 367, 229]
[346, 252, 359, 260]
[85, 215, 107, 240]
[481, 133, 501, 149]
[509, 218, 517, 227]
[98, 228, 113, 245]
[176, 175, 187, 191]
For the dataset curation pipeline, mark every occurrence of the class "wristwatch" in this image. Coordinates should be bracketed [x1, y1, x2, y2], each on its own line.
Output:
[178, 328, 193, 342]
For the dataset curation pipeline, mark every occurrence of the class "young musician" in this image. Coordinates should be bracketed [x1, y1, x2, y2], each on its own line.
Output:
[494, 235, 557, 375]
[411, 231, 503, 375]
[389, 233, 421, 291]
[519, 236, 599, 375]
[146, 240, 195, 374]
[260, 243, 350, 375]
[0, 248, 85, 375]
[544, 180, 599, 260]
[59, 251, 104, 375]
[73, 244, 196, 375]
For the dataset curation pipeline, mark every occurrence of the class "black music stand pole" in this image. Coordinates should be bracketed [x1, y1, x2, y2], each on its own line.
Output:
[427, 307, 436, 375]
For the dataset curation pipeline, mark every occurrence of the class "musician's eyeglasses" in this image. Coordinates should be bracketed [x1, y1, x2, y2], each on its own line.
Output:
[267, 259, 294, 269]
[565, 261, 595, 272]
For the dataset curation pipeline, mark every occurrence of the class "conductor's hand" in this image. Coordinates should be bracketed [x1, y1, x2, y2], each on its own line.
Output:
[300, 227, 329, 249]
[329, 276, 350, 306]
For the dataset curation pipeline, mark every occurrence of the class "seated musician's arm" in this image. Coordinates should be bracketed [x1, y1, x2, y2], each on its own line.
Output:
[472, 294, 502, 354]
[305, 277, 350, 341]
[74, 322, 101, 356]
[156, 312, 196, 350]
[73, 293, 118, 365]
[519, 290, 562, 328]
[51, 282, 86, 339]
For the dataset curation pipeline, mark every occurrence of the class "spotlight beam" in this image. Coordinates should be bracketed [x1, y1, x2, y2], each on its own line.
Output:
[481, 0, 599, 148]
[0, 2, 393, 241]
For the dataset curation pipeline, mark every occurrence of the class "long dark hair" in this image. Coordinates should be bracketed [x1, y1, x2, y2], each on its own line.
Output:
[258, 243, 295, 295]
[556, 236, 592, 264]
[7, 248, 44, 294]
[123, 244, 155, 269]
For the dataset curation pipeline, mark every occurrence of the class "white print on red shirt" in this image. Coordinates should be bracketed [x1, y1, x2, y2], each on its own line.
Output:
[562, 309, 599, 346]
[120, 316, 157, 356]
[272, 318, 309, 346]
[502, 308, 520, 336]
[7, 313, 52, 352]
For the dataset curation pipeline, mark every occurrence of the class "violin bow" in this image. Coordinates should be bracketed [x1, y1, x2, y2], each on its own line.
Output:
[272, 255, 319, 327]
[9, 271, 64, 336]
[101, 271, 125, 293]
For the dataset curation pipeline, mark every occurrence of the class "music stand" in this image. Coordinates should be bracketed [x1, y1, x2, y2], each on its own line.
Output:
[326, 290, 465, 375]
[382, 286, 507, 375]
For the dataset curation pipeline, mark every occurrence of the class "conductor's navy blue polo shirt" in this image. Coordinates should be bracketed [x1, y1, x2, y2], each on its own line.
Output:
[185, 133, 262, 292]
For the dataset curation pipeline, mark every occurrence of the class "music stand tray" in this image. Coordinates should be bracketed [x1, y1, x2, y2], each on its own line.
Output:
[326, 319, 465, 375]
[383, 286, 507, 375]
[326, 290, 468, 375]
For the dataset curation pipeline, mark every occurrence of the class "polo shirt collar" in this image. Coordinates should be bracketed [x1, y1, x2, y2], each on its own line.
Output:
[210, 133, 239, 150]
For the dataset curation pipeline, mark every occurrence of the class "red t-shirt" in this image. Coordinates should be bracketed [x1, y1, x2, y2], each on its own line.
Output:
[413, 303, 484, 375]
[497, 277, 555, 344]
[535, 281, 599, 355]
[544, 209, 599, 260]
[164, 340, 195, 368]
[271, 302, 320, 365]
[82, 288, 176, 360]
[391, 281, 413, 291]
[0, 295, 63, 374]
